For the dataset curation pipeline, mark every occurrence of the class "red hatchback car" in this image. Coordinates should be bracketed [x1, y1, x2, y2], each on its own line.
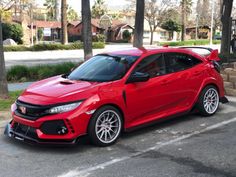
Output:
[5, 47, 228, 146]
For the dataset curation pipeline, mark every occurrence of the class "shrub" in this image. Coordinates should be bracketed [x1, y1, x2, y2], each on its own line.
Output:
[2, 23, 23, 44]
[7, 62, 80, 82]
[93, 34, 105, 42]
[122, 30, 132, 41]
[7, 65, 29, 82]
[159, 40, 221, 47]
[4, 42, 105, 52]
[92, 42, 105, 49]
[4, 45, 29, 52]
[37, 28, 44, 41]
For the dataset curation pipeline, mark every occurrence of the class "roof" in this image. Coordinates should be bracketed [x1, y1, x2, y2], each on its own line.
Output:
[103, 47, 207, 59]
[68, 21, 80, 26]
[34, 21, 61, 28]
[103, 47, 164, 56]
[75, 19, 126, 30]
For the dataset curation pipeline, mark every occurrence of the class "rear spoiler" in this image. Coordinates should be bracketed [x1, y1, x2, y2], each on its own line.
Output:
[180, 47, 220, 61]
[206, 49, 220, 61]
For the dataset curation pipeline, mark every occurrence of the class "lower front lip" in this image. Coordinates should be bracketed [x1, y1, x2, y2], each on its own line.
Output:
[4, 123, 78, 145]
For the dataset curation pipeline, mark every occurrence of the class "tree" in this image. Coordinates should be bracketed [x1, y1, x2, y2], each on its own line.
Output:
[82, 0, 93, 60]
[180, 0, 192, 41]
[45, 0, 56, 20]
[67, 6, 79, 22]
[126, 0, 178, 45]
[220, 0, 233, 58]
[0, 0, 13, 99]
[162, 19, 181, 40]
[2, 23, 23, 44]
[91, 0, 107, 19]
[61, 0, 68, 44]
[145, 0, 176, 45]
[133, 0, 145, 48]
[196, 0, 211, 26]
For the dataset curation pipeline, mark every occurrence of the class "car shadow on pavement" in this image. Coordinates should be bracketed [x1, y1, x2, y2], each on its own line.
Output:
[1, 112, 201, 154]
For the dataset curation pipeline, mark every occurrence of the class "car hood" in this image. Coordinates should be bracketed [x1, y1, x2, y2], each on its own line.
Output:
[18, 76, 108, 105]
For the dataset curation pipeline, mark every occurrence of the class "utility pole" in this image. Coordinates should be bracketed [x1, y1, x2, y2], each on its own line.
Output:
[210, 0, 215, 46]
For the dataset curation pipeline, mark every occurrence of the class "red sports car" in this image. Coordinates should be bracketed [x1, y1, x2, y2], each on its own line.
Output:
[5, 47, 228, 146]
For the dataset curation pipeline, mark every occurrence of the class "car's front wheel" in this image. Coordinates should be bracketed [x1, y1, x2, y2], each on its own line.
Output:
[88, 106, 122, 146]
[197, 85, 219, 116]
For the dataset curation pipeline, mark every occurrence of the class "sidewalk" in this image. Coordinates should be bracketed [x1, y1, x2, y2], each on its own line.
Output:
[8, 82, 34, 91]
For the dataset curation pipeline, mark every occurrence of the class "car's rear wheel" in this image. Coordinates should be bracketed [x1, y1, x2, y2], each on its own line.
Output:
[197, 85, 219, 116]
[88, 106, 122, 146]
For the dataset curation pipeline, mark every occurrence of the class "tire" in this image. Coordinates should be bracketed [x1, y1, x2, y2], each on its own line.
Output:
[88, 105, 123, 147]
[196, 85, 219, 116]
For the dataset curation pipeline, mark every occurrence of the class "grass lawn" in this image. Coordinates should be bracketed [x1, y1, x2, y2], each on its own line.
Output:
[0, 91, 22, 112]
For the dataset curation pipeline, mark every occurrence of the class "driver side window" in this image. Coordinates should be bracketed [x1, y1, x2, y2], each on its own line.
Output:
[134, 54, 166, 78]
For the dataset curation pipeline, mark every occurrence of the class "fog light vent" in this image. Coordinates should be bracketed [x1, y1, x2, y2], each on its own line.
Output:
[41, 120, 68, 135]
[65, 119, 75, 133]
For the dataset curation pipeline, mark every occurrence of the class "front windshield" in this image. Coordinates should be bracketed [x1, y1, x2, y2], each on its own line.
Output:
[67, 54, 139, 82]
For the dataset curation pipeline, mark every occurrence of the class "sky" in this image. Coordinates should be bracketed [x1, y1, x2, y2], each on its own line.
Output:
[36, 0, 129, 13]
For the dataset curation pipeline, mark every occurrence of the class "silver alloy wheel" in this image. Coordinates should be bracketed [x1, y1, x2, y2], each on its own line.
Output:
[203, 88, 219, 114]
[95, 110, 121, 144]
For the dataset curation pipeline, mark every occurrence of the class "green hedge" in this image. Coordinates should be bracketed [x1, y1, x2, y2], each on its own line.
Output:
[159, 40, 221, 46]
[4, 42, 105, 52]
[7, 62, 81, 82]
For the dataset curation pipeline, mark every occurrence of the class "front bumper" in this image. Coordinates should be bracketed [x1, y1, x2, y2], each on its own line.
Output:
[4, 122, 77, 145]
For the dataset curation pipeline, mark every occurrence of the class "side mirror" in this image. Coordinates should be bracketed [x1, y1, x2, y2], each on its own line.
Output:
[126, 72, 150, 84]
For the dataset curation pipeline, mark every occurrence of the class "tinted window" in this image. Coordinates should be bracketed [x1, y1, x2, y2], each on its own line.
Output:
[165, 53, 201, 73]
[134, 54, 166, 78]
[68, 54, 139, 82]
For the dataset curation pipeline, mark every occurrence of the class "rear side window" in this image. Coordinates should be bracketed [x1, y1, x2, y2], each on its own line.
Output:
[164, 53, 202, 73]
[134, 54, 166, 78]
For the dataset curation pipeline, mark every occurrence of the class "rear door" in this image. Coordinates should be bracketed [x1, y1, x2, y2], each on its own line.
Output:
[164, 52, 204, 108]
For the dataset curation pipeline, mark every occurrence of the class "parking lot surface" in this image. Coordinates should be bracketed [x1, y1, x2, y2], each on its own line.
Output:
[0, 97, 236, 177]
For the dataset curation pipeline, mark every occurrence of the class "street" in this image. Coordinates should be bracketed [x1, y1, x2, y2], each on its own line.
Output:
[4, 44, 221, 68]
[0, 97, 236, 177]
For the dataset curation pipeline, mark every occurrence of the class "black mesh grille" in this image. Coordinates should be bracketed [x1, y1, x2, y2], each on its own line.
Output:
[12, 122, 38, 139]
[15, 100, 50, 120]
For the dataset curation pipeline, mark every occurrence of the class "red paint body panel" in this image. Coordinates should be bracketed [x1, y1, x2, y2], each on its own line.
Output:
[9, 47, 225, 142]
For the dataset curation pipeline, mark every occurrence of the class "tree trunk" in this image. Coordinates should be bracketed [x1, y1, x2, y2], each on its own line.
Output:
[0, 17, 9, 99]
[150, 30, 154, 45]
[220, 0, 233, 59]
[133, 0, 145, 48]
[61, 0, 68, 44]
[82, 0, 93, 60]
[181, 0, 186, 41]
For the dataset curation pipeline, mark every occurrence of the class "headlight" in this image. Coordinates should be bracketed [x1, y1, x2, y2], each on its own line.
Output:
[48, 102, 82, 114]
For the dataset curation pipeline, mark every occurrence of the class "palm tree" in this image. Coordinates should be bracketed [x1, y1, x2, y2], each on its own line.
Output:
[61, 0, 68, 44]
[133, 0, 145, 48]
[91, 0, 107, 19]
[82, 0, 93, 60]
[45, 0, 56, 20]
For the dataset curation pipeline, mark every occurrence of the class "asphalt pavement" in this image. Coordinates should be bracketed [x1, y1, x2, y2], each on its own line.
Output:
[0, 97, 236, 177]
[4, 44, 221, 68]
